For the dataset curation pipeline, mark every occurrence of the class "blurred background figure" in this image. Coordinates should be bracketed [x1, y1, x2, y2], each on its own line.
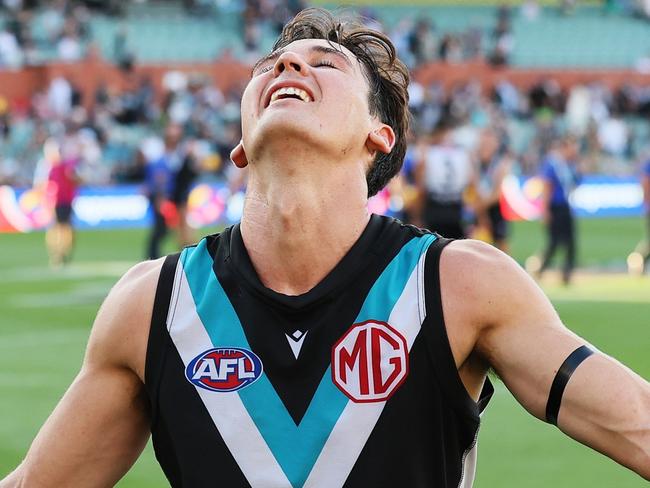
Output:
[415, 115, 473, 238]
[472, 127, 513, 252]
[537, 134, 582, 284]
[44, 137, 80, 267]
[142, 125, 179, 260]
[629, 156, 650, 275]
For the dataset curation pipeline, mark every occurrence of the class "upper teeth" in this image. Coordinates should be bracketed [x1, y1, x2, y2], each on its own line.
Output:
[270, 87, 312, 104]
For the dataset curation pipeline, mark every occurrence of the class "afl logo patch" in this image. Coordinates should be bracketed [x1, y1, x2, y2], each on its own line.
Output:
[185, 347, 263, 393]
[332, 320, 409, 403]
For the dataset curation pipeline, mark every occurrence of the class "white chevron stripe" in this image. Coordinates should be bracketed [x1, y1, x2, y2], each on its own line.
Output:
[167, 262, 292, 488]
[303, 251, 428, 487]
[458, 440, 478, 488]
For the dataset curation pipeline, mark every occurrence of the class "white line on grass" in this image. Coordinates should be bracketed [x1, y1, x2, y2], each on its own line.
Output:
[0, 328, 86, 349]
[2, 261, 135, 282]
[8, 282, 115, 309]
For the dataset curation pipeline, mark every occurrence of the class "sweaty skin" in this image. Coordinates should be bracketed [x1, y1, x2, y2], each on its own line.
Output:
[2, 39, 650, 487]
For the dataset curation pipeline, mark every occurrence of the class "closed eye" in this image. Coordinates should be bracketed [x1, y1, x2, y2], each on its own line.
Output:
[314, 60, 336, 69]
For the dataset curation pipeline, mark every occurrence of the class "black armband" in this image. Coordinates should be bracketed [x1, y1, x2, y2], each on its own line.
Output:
[545, 345, 595, 426]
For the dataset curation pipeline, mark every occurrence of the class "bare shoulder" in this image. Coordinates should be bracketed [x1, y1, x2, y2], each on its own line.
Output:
[439, 239, 529, 304]
[438, 239, 558, 341]
[85, 258, 165, 379]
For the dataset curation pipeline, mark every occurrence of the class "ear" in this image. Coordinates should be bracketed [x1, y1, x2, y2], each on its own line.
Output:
[366, 124, 395, 157]
[230, 140, 249, 168]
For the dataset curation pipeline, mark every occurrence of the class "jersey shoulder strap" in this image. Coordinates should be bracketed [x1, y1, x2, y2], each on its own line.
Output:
[145, 252, 181, 425]
[422, 237, 494, 419]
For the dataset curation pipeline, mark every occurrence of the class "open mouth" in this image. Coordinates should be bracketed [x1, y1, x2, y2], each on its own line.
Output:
[269, 87, 313, 106]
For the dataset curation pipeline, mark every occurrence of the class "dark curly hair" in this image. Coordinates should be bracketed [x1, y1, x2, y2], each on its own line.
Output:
[271, 8, 410, 197]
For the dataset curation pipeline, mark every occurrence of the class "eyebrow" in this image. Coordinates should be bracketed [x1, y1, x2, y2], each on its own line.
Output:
[251, 44, 353, 75]
[251, 48, 286, 75]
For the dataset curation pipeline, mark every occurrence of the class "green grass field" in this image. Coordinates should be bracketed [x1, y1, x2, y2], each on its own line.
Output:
[1, 218, 648, 487]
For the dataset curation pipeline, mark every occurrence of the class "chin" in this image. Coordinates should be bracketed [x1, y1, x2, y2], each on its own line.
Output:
[251, 115, 330, 154]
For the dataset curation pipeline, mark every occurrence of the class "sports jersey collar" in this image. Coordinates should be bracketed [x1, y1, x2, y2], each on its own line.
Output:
[226, 213, 389, 311]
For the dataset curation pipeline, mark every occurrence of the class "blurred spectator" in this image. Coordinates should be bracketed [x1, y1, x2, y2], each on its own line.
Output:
[409, 18, 437, 65]
[0, 24, 22, 67]
[47, 76, 73, 119]
[598, 109, 629, 158]
[490, 6, 514, 66]
[565, 85, 591, 138]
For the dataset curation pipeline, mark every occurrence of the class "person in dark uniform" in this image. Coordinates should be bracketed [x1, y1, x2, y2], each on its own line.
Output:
[3, 9, 649, 488]
[538, 134, 581, 284]
[415, 115, 472, 238]
[144, 150, 175, 260]
[473, 128, 513, 253]
[144, 123, 187, 259]
[171, 144, 200, 248]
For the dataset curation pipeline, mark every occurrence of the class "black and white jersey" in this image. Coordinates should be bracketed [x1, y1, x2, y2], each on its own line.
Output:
[423, 145, 472, 204]
[145, 214, 493, 488]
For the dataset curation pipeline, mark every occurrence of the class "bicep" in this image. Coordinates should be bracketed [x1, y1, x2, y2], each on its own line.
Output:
[476, 266, 584, 418]
[18, 364, 150, 488]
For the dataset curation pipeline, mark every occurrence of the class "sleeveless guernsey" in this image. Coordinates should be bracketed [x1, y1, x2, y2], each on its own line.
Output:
[145, 214, 493, 488]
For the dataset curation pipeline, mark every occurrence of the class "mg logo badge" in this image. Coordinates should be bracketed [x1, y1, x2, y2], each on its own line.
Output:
[332, 320, 409, 403]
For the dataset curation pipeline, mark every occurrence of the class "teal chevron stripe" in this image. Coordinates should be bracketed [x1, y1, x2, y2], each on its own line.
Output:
[353, 233, 436, 323]
[181, 232, 436, 487]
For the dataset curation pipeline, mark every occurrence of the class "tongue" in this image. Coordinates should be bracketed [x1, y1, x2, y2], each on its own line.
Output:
[278, 94, 302, 101]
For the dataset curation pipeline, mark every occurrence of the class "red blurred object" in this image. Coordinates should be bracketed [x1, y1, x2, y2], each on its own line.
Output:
[160, 200, 180, 228]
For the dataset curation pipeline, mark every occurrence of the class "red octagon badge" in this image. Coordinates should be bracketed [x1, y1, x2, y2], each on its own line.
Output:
[332, 320, 409, 403]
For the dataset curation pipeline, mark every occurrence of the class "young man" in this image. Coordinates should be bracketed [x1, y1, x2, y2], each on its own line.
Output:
[2, 9, 649, 488]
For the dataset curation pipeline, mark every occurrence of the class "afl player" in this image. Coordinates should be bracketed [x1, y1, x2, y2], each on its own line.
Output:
[2, 8, 649, 488]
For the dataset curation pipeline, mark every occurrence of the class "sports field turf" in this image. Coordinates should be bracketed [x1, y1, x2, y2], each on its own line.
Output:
[1, 217, 648, 487]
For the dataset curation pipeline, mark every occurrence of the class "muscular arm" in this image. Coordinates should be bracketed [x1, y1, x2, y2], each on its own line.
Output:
[441, 240, 650, 480]
[0, 259, 163, 488]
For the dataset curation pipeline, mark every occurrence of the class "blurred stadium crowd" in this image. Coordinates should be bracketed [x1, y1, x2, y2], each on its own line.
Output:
[1, 0, 649, 255]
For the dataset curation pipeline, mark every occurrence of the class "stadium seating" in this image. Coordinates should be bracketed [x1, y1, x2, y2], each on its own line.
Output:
[77, 4, 650, 68]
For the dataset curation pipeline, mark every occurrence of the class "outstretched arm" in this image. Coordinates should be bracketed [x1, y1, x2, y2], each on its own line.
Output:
[0, 259, 163, 488]
[440, 240, 650, 480]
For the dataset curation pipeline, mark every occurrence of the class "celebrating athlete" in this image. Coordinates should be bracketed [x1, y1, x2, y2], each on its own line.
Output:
[1, 8, 649, 488]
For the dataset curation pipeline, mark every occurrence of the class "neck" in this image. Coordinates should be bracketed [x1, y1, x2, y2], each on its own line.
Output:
[239, 154, 370, 296]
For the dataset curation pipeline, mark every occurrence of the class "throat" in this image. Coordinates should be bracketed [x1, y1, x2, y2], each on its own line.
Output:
[240, 181, 370, 296]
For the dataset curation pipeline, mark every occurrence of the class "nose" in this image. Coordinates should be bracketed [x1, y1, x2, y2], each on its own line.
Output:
[273, 51, 309, 77]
